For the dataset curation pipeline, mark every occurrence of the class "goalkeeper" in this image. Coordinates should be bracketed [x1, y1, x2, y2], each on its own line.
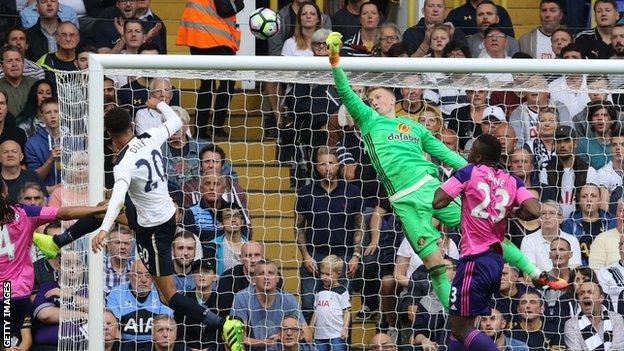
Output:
[325, 32, 567, 310]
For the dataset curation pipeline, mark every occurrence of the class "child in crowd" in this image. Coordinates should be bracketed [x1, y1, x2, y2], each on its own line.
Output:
[311, 255, 351, 351]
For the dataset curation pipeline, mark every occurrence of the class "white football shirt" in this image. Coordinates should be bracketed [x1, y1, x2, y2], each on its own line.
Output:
[99, 102, 181, 232]
[536, 29, 555, 59]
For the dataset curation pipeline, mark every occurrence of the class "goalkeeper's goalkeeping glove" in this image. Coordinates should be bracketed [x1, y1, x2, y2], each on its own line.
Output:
[326, 32, 342, 68]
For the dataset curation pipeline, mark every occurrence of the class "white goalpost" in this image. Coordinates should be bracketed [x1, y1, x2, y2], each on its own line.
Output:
[51, 54, 624, 351]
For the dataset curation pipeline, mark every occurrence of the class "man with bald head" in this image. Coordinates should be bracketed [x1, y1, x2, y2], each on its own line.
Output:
[0, 139, 47, 202]
[217, 241, 269, 315]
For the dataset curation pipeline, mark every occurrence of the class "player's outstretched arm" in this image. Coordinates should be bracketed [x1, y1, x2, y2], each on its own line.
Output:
[326, 32, 375, 130]
[515, 198, 541, 221]
[421, 129, 467, 171]
[92, 179, 130, 253]
[56, 203, 108, 220]
[145, 97, 183, 140]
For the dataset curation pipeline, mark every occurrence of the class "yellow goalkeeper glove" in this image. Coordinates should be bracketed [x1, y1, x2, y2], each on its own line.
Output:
[325, 32, 342, 67]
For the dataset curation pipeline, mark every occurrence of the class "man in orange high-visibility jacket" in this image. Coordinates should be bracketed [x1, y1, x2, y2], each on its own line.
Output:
[177, 0, 240, 140]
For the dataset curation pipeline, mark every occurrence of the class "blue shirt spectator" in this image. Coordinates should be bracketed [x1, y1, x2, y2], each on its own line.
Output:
[24, 99, 62, 188]
[20, 2, 79, 29]
[232, 261, 306, 351]
[208, 204, 249, 276]
[107, 262, 173, 347]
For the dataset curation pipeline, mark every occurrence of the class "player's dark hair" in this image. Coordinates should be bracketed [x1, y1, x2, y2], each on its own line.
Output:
[199, 143, 226, 165]
[475, 133, 502, 164]
[442, 40, 472, 58]
[0, 180, 16, 227]
[217, 202, 243, 223]
[104, 107, 133, 136]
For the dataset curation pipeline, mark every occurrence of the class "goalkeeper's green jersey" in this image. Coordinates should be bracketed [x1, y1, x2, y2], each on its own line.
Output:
[332, 67, 467, 197]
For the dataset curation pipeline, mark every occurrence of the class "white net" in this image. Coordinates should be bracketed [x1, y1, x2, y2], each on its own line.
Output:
[54, 65, 624, 351]
[56, 72, 90, 351]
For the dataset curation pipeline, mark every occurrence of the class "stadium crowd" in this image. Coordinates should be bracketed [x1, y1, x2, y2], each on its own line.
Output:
[3, 0, 624, 350]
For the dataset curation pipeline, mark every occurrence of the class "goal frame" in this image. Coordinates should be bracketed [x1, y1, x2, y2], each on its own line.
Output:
[86, 53, 624, 351]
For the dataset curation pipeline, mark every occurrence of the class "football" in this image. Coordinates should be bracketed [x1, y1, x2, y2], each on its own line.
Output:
[249, 7, 281, 40]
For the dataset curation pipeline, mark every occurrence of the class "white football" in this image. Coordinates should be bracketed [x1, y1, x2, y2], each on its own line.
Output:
[249, 7, 281, 40]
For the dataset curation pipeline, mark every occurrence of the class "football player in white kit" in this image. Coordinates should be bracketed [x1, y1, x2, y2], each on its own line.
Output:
[35, 98, 244, 351]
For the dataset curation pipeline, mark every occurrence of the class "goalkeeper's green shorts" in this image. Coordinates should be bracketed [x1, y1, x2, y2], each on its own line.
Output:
[390, 175, 461, 258]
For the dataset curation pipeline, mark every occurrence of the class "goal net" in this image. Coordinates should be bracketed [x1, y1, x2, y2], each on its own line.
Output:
[53, 55, 624, 351]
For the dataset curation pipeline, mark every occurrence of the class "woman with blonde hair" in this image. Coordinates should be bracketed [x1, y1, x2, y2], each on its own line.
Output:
[418, 105, 444, 136]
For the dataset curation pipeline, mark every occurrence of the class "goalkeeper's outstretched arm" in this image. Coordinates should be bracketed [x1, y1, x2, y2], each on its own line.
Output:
[326, 32, 376, 131]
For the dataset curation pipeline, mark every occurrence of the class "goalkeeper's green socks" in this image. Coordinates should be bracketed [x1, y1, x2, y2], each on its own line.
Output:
[428, 264, 451, 310]
[501, 239, 540, 279]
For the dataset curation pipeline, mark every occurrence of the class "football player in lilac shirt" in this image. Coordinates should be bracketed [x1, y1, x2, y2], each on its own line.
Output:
[433, 134, 543, 351]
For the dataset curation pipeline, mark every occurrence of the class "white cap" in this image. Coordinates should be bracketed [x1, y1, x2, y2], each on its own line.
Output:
[482, 105, 506, 122]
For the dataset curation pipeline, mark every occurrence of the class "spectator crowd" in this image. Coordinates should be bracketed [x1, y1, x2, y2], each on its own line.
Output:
[5, 0, 624, 350]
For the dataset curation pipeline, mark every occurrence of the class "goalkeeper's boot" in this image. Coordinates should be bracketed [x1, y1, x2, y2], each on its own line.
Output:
[33, 232, 60, 259]
[533, 271, 569, 290]
[222, 316, 244, 351]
